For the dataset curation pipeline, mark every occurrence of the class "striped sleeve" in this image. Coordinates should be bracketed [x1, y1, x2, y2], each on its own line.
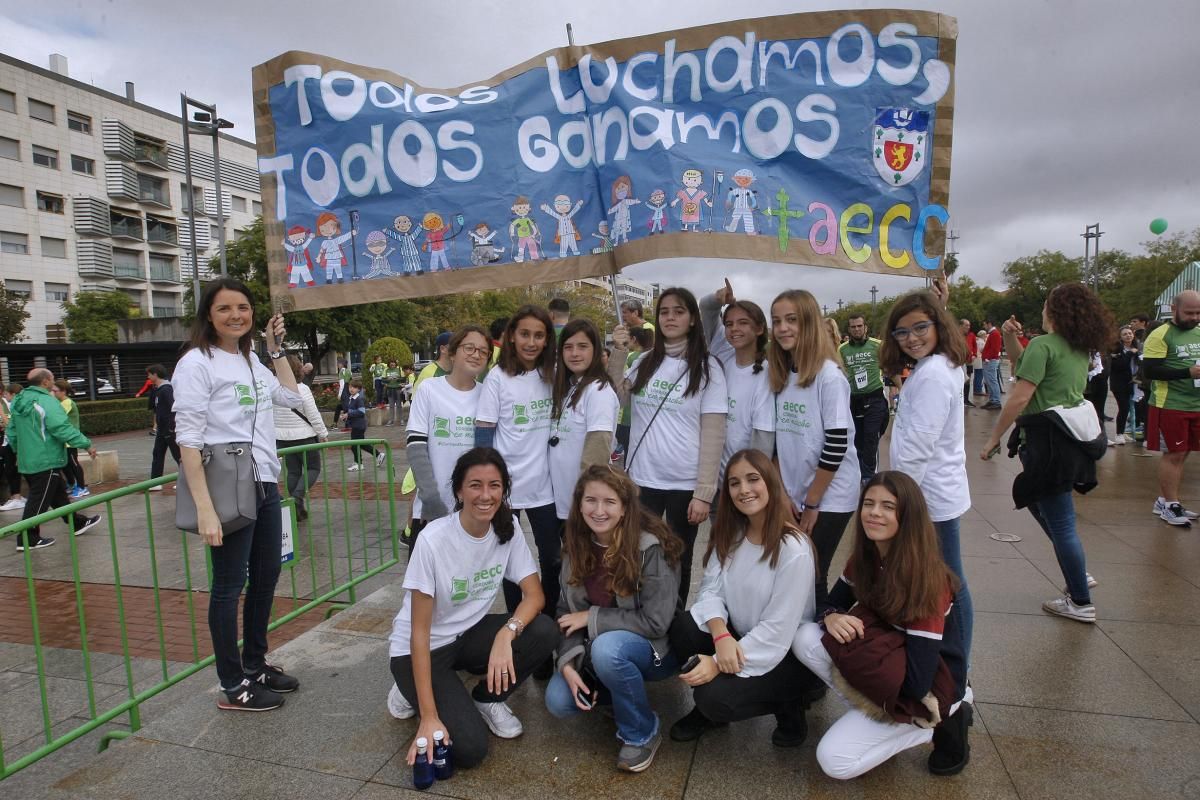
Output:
[817, 427, 849, 472]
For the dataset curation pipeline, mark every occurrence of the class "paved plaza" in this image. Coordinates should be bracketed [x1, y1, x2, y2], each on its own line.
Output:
[1, 406, 1199, 799]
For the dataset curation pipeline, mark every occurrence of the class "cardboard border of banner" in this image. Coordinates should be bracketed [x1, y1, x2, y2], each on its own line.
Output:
[252, 9, 957, 313]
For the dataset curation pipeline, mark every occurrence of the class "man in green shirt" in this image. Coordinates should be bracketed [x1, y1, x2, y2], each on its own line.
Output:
[840, 314, 887, 479]
[548, 297, 570, 340]
[414, 332, 452, 391]
[369, 355, 388, 408]
[1142, 290, 1200, 526]
[383, 360, 404, 426]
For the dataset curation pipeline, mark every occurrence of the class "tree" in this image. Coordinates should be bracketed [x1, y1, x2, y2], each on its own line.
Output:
[61, 291, 139, 343]
[999, 250, 1083, 327]
[0, 283, 30, 343]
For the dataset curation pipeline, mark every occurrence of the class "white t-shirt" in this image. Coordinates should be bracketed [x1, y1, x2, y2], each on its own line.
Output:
[476, 368, 554, 509]
[548, 379, 619, 519]
[711, 327, 775, 473]
[173, 347, 301, 483]
[774, 359, 861, 513]
[625, 353, 728, 491]
[407, 376, 482, 519]
[890, 354, 971, 521]
[388, 512, 538, 656]
[689, 533, 815, 677]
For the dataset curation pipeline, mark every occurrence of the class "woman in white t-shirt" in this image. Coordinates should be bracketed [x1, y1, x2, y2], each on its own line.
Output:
[405, 325, 490, 548]
[549, 319, 619, 521]
[475, 306, 559, 615]
[698, 279, 776, 477]
[768, 289, 861, 611]
[881, 290, 975, 663]
[668, 449, 822, 746]
[611, 288, 728, 605]
[388, 448, 559, 770]
[172, 278, 302, 712]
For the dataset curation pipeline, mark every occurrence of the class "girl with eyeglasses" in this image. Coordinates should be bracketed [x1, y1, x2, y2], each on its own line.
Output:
[548, 320, 619, 522]
[879, 290, 974, 662]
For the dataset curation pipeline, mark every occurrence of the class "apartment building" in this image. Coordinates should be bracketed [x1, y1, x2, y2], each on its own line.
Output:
[0, 52, 262, 343]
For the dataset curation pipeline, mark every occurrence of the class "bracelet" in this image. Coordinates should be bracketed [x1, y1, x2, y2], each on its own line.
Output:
[801, 500, 820, 511]
[712, 632, 732, 644]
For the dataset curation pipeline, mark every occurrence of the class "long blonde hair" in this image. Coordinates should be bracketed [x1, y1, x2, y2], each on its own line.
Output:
[768, 290, 837, 391]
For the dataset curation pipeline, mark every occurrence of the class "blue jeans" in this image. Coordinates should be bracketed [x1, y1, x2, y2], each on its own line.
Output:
[1027, 490, 1091, 605]
[208, 482, 283, 690]
[972, 365, 985, 394]
[983, 360, 1002, 405]
[934, 517, 974, 664]
[545, 630, 677, 746]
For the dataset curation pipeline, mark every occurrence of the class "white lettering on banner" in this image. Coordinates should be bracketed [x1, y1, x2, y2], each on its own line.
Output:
[580, 55, 620, 105]
[743, 98, 792, 160]
[758, 40, 824, 87]
[386, 121, 438, 188]
[703, 34, 755, 94]
[876, 23, 922, 86]
[258, 155, 294, 218]
[300, 147, 339, 207]
[623, 53, 660, 101]
[826, 24, 876, 88]
[437, 121, 483, 182]
[341, 124, 392, 197]
[283, 64, 322, 126]
[793, 94, 839, 159]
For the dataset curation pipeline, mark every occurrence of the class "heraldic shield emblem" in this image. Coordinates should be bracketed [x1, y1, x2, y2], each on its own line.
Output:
[872, 108, 930, 187]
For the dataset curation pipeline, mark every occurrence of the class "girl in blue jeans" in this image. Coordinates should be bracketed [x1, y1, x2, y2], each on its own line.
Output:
[545, 465, 683, 773]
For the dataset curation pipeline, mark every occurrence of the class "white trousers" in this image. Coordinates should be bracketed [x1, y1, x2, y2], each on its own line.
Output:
[793, 622, 959, 780]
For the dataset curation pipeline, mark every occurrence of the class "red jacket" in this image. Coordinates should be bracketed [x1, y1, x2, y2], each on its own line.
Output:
[982, 328, 1003, 360]
[965, 330, 977, 360]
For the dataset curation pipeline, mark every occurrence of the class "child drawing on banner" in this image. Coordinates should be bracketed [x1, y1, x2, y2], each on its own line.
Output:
[315, 212, 356, 283]
[508, 196, 542, 262]
[724, 168, 759, 234]
[362, 231, 397, 279]
[645, 188, 668, 235]
[384, 215, 423, 276]
[420, 212, 456, 272]
[539, 194, 584, 258]
[670, 168, 712, 232]
[606, 175, 640, 245]
[282, 225, 315, 287]
[469, 222, 505, 266]
[590, 220, 613, 254]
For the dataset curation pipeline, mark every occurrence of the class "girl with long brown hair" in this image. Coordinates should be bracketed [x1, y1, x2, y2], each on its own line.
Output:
[476, 305, 560, 618]
[546, 465, 683, 773]
[548, 320, 619, 522]
[610, 288, 728, 605]
[768, 290, 860, 610]
[880, 289, 975, 662]
[668, 450, 822, 749]
[981, 283, 1115, 622]
[793, 471, 970, 779]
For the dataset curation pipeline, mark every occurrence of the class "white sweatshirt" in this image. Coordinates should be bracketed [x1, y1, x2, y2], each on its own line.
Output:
[173, 347, 302, 483]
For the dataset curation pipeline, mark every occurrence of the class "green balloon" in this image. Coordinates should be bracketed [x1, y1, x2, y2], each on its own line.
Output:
[1150, 218, 1168, 235]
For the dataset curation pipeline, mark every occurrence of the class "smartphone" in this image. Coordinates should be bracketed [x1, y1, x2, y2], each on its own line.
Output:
[679, 654, 701, 675]
[575, 686, 594, 709]
[985, 444, 1001, 460]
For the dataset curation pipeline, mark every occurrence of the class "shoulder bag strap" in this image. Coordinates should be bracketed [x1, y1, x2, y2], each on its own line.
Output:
[626, 361, 686, 473]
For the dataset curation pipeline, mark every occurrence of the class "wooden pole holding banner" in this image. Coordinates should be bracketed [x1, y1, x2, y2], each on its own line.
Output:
[567, 22, 624, 327]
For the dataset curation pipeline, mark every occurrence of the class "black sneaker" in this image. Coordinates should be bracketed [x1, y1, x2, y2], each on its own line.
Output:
[217, 678, 285, 711]
[771, 704, 809, 747]
[16, 536, 55, 552]
[294, 499, 308, 522]
[74, 515, 102, 536]
[669, 707, 727, 742]
[250, 663, 300, 693]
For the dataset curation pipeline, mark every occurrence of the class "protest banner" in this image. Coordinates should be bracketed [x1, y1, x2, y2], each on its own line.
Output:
[252, 9, 957, 311]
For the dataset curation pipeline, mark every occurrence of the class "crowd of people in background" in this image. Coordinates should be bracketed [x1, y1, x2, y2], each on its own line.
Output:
[3, 274, 1197, 784]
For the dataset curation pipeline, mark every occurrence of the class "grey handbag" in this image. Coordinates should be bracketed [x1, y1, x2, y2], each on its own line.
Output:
[175, 443, 261, 533]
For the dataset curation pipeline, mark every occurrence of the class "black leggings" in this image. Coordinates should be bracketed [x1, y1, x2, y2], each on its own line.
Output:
[1110, 378, 1132, 435]
[639, 487, 698, 606]
[2, 442, 21, 496]
[809, 511, 854, 612]
[502, 503, 562, 619]
[65, 447, 86, 489]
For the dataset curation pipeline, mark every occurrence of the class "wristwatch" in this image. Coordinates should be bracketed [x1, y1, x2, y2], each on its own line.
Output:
[267, 348, 287, 360]
[505, 617, 524, 636]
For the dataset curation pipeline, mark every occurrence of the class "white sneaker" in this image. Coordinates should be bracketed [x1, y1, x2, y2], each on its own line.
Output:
[386, 685, 415, 719]
[0, 496, 26, 511]
[376, 451, 387, 467]
[148, 485, 164, 492]
[1106, 439, 1117, 447]
[1042, 595, 1096, 623]
[347, 463, 362, 472]
[1114, 434, 1128, 445]
[1160, 501, 1193, 527]
[474, 699, 523, 738]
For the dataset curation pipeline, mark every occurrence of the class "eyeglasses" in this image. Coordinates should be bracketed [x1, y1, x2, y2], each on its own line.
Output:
[457, 343, 486, 356]
[890, 321, 936, 341]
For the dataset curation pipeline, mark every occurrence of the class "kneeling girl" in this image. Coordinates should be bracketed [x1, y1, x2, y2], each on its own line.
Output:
[388, 448, 559, 770]
[545, 464, 683, 772]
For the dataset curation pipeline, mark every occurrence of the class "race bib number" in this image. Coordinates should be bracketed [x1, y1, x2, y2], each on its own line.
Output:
[855, 370, 869, 390]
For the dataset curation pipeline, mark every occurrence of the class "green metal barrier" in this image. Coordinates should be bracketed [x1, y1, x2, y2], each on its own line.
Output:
[0, 439, 399, 780]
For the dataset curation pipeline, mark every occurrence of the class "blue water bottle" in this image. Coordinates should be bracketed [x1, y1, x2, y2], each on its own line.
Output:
[433, 730, 454, 780]
[413, 737, 435, 790]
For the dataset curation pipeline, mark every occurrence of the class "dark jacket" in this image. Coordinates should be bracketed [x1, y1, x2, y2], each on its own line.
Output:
[345, 392, 368, 432]
[152, 381, 176, 437]
[1007, 409, 1107, 508]
[555, 531, 680, 672]
[821, 607, 960, 727]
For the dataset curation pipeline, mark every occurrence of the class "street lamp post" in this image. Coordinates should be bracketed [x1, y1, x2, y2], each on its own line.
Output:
[180, 94, 234, 310]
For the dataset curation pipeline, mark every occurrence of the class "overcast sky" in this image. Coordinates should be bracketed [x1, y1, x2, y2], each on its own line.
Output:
[2, 0, 1196, 317]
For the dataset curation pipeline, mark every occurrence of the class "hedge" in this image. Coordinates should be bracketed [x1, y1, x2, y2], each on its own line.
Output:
[77, 398, 148, 414]
[80, 408, 153, 436]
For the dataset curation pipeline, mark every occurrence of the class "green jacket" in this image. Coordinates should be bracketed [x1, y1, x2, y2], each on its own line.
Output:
[8, 385, 91, 474]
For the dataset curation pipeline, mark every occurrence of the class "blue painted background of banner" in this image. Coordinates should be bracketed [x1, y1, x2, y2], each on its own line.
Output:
[260, 23, 949, 288]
